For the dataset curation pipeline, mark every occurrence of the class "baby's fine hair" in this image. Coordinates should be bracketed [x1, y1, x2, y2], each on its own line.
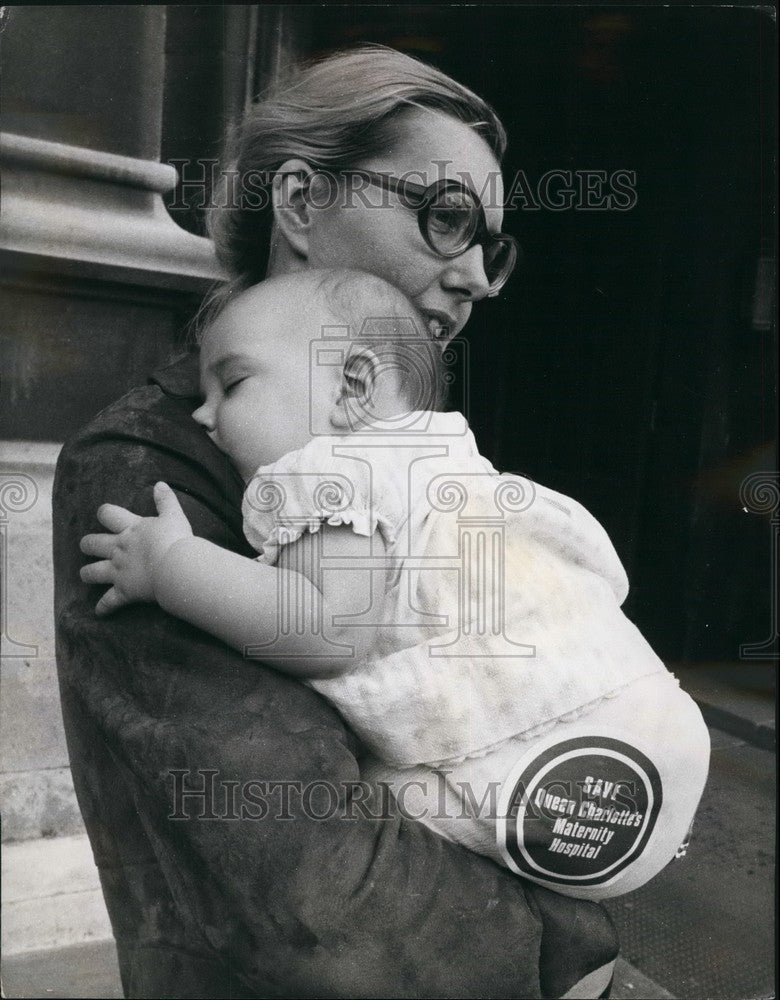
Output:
[197, 269, 450, 413]
[316, 270, 450, 412]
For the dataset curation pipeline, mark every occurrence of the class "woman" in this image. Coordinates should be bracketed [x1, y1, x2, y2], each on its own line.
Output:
[53, 46, 619, 998]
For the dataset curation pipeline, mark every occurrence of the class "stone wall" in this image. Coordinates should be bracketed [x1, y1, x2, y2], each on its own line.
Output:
[0, 5, 222, 957]
[1, 443, 79, 843]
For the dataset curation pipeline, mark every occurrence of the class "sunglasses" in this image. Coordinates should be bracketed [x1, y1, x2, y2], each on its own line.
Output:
[340, 169, 520, 297]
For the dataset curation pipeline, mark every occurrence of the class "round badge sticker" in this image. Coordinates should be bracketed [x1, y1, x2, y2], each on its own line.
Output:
[497, 734, 662, 888]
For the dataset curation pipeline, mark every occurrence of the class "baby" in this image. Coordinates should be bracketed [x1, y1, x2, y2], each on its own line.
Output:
[81, 269, 710, 900]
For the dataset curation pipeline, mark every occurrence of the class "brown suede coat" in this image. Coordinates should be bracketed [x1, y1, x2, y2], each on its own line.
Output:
[52, 352, 618, 998]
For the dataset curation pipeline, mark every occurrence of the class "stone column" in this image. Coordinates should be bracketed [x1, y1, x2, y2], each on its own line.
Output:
[0, 5, 220, 298]
[0, 5, 221, 962]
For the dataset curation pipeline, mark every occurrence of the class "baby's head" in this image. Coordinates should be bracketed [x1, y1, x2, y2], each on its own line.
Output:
[193, 269, 446, 478]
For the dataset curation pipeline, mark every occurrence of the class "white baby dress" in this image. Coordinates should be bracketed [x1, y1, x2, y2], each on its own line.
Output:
[242, 411, 710, 899]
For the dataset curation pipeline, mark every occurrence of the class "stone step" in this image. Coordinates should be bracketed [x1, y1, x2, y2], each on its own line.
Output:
[0, 939, 122, 999]
[1, 834, 112, 956]
[673, 663, 775, 750]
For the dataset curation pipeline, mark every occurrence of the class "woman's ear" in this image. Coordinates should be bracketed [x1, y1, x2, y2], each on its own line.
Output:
[271, 158, 315, 260]
[330, 347, 381, 430]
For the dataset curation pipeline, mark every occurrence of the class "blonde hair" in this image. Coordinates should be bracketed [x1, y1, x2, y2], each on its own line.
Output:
[208, 44, 506, 289]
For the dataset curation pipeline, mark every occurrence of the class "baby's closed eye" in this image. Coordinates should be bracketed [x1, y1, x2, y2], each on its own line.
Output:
[223, 376, 248, 394]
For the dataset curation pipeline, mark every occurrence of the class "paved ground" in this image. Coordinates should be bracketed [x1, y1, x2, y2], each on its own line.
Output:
[0, 942, 675, 999]
[1, 940, 121, 999]
[605, 727, 776, 999]
[2, 672, 775, 999]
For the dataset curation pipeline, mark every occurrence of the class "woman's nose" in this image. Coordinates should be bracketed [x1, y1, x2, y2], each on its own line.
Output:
[192, 401, 216, 432]
[441, 244, 492, 301]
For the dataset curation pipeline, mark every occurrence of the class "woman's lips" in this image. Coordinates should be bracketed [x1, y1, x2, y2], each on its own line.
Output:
[422, 309, 456, 340]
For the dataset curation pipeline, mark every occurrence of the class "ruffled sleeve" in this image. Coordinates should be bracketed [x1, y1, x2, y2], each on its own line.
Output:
[241, 433, 408, 564]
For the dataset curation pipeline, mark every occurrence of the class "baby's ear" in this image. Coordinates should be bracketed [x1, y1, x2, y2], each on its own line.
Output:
[330, 347, 381, 430]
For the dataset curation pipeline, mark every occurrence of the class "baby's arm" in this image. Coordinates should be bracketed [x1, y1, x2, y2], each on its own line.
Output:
[80, 482, 383, 678]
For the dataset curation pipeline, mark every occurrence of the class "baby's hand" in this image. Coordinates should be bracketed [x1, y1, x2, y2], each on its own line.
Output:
[80, 482, 193, 615]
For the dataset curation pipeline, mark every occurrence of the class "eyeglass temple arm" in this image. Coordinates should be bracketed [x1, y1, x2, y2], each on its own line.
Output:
[346, 169, 429, 205]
